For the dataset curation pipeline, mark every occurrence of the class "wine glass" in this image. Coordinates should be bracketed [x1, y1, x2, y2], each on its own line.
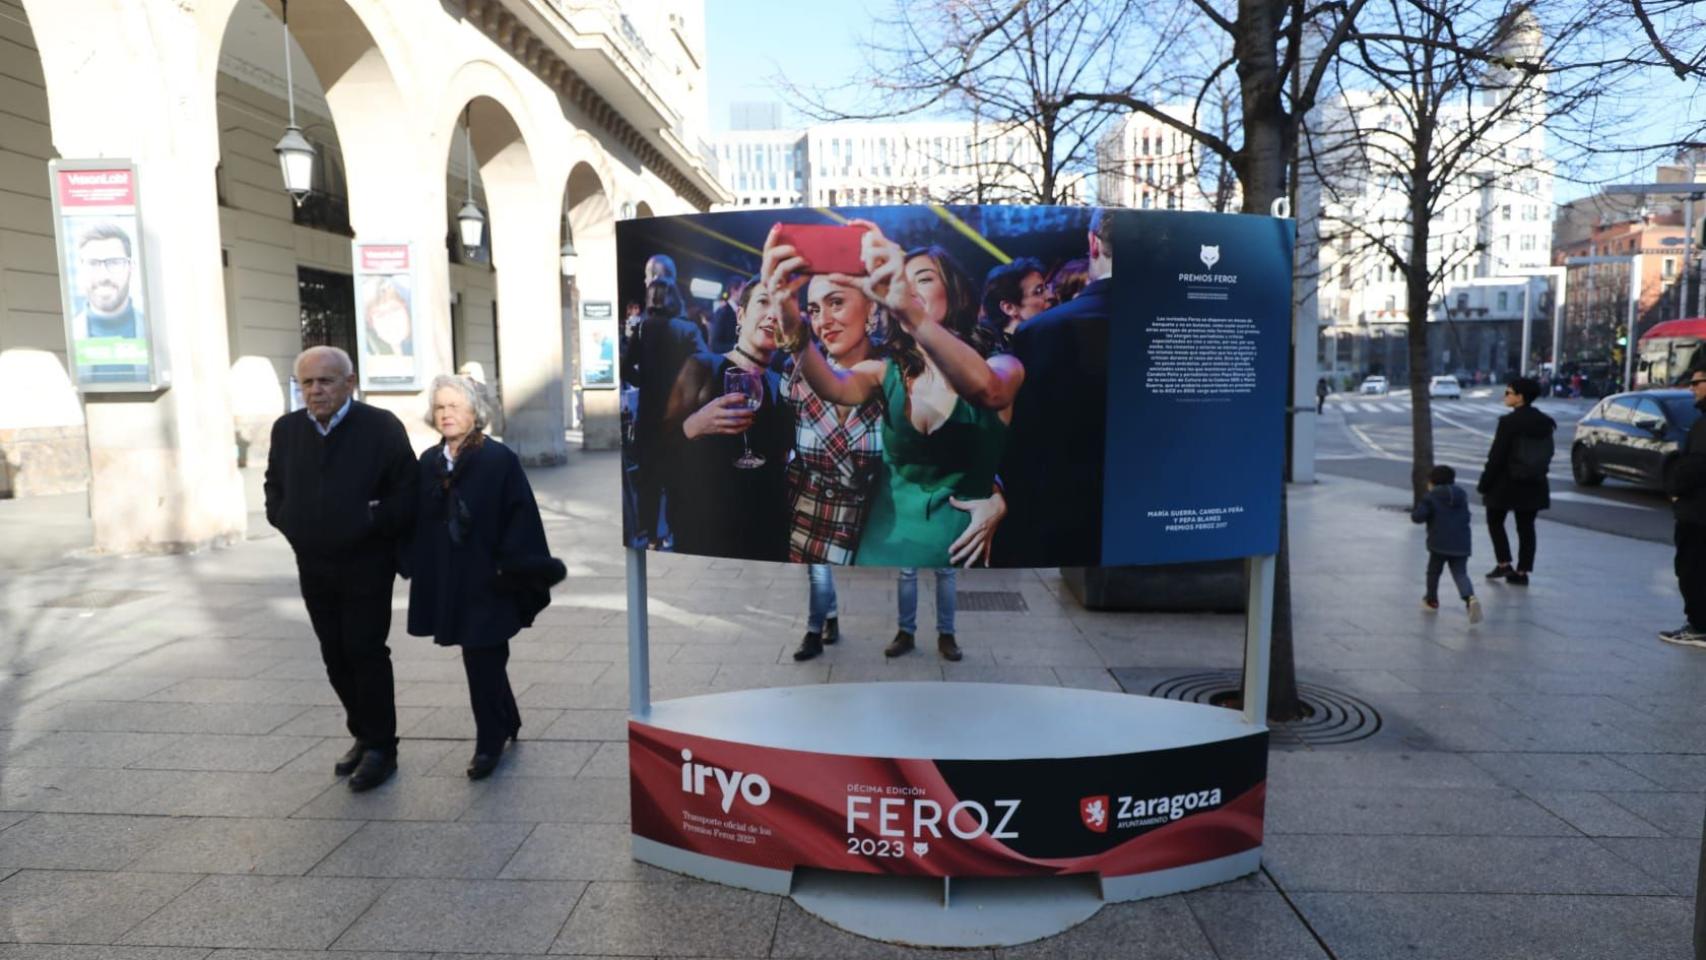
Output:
[724, 367, 766, 469]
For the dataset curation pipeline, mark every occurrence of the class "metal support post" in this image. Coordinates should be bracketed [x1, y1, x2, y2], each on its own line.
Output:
[627, 547, 651, 719]
[1242, 554, 1276, 727]
[1624, 255, 1644, 391]
[1519, 281, 1532, 377]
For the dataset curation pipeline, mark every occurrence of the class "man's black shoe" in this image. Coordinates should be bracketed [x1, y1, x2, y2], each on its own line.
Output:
[1485, 564, 1513, 581]
[885, 630, 915, 658]
[822, 617, 840, 645]
[466, 751, 502, 780]
[333, 741, 365, 777]
[1506, 572, 1530, 586]
[937, 633, 963, 662]
[792, 632, 824, 661]
[347, 749, 396, 792]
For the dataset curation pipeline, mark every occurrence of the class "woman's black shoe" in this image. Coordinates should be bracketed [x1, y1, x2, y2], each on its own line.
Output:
[822, 617, 840, 645]
[467, 750, 503, 780]
[793, 632, 824, 661]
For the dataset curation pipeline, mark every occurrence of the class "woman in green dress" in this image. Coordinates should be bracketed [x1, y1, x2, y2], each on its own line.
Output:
[763, 220, 1022, 568]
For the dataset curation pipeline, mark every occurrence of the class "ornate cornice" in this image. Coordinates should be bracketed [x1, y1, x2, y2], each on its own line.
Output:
[463, 0, 716, 211]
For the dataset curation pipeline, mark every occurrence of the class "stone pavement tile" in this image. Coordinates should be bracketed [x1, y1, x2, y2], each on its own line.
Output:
[986, 642, 1108, 669]
[211, 951, 428, 960]
[498, 823, 674, 882]
[130, 771, 339, 818]
[989, 897, 1216, 960]
[1, 732, 180, 769]
[393, 661, 474, 685]
[9, 701, 311, 736]
[1315, 669, 1421, 694]
[572, 741, 627, 779]
[566, 642, 641, 662]
[536, 710, 629, 742]
[1597, 791, 1705, 837]
[0, 869, 199, 944]
[0, 812, 29, 833]
[335, 878, 586, 954]
[279, 738, 461, 778]
[125, 734, 322, 773]
[1264, 834, 1668, 894]
[408, 706, 565, 741]
[143, 679, 334, 707]
[938, 666, 1060, 686]
[1264, 787, 1572, 836]
[290, 769, 477, 823]
[551, 881, 778, 957]
[253, 660, 342, 681]
[106, 649, 283, 681]
[1491, 693, 1661, 726]
[520, 683, 630, 710]
[0, 946, 210, 960]
[499, 662, 617, 686]
[29, 676, 181, 703]
[509, 640, 575, 663]
[1290, 892, 1693, 960]
[1465, 752, 1664, 792]
[423, 741, 598, 779]
[828, 662, 945, 683]
[1608, 753, 1706, 790]
[458, 777, 628, 824]
[0, 768, 180, 815]
[669, 641, 791, 665]
[708, 664, 830, 690]
[395, 682, 484, 708]
[1597, 837, 1701, 896]
[1182, 891, 1330, 960]
[119, 875, 389, 950]
[1266, 750, 1503, 789]
[127, 817, 363, 876]
[0, 814, 180, 871]
[1049, 667, 1119, 691]
[311, 821, 536, 879]
[1525, 791, 1667, 837]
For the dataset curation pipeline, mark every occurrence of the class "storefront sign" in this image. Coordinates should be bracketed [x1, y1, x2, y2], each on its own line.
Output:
[51, 160, 165, 392]
[352, 241, 420, 391]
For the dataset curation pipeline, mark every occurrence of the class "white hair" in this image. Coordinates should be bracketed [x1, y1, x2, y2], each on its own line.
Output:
[424, 373, 490, 432]
[294, 345, 353, 377]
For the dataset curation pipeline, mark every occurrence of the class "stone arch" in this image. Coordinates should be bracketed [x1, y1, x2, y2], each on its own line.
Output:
[561, 156, 618, 447]
[635, 200, 656, 219]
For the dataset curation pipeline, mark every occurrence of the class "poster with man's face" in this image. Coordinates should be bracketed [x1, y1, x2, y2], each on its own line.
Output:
[353, 242, 420, 390]
[52, 162, 161, 391]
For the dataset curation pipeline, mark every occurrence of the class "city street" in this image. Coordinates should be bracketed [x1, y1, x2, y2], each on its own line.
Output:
[1318, 388, 1678, 544]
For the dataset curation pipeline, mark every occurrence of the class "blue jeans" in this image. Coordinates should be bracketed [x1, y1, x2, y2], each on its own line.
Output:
[807, 564, 839, 633]
[897, 567, 956, 635]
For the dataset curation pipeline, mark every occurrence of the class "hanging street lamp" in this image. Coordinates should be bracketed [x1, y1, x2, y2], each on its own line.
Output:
[458, 106, 486, 255]
[559, 236, 578, 279]
[273, 0, 316, 206]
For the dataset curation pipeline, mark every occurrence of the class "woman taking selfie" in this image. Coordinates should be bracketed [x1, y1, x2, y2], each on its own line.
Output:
[407, 374, 563, 780]
[660, 276, 792, 561]
[764, 221, 1018, 570]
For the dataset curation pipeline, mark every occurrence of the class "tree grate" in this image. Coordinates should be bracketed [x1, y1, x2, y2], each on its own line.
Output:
[1148, 670, 1383, 746]
[955, 591, 1028, 612]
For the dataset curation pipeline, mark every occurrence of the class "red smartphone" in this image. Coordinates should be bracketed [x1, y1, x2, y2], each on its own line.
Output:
[774, 224, 867, 276]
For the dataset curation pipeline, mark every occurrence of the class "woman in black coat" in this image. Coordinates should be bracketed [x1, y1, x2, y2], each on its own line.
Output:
[1478, 376, 1556, 585]
[408, 374, 563, 779]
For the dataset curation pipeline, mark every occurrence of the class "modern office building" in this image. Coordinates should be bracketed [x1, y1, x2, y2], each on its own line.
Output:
[1094, 106, 1231, 211]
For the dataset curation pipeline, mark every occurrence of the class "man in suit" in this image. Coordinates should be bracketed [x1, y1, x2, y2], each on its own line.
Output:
[630, 278, 707, 548]
[997, 209, 1113, 568]
[265, 346, 417, 791]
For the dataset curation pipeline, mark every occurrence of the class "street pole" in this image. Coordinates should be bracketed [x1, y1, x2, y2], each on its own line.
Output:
[1518, 280, 1531, 377]
[1550, 270, 1568, 379]
[1624, 255, 1644, 392]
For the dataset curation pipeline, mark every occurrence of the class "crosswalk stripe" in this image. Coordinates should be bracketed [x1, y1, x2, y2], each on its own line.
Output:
[1380, 402, 1405, 413]
[1359, 403, 1382, 413]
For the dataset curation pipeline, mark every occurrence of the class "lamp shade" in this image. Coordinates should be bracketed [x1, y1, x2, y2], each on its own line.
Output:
[274, 126, 316, 205]
[559, 238, 578, 278]
[457, 198, 486, 251]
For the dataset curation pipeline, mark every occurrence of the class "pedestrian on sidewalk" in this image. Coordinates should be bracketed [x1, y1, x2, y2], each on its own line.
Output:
[407, 374, 565, 780]
[264, 346, 417, 792]
[1661, 371, 1706, 647]
[792, 563, 841, 661]
[888, 567, 961, 661]
[1316, 376, 1329, 415]
[1478, 376, 1554, 586]
[1411, 464, 1483, 624]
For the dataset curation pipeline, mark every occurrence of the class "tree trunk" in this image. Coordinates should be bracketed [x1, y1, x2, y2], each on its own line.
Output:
[1407, 168, 1438, 503]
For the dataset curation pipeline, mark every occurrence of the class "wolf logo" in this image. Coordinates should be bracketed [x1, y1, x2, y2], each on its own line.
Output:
[1079, 795, 1110, 833]
[1200, 245, 1221, 270]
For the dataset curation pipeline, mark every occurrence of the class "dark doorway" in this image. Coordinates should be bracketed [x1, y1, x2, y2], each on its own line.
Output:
[298, 267, 357, 378]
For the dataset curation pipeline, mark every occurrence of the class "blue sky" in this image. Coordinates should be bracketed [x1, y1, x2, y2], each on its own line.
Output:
[703, 0, 1703, 203]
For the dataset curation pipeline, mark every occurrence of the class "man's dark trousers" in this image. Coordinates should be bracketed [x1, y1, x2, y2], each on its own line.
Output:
[1676, 521, 1706, 630]
[299, 562, 398, 753]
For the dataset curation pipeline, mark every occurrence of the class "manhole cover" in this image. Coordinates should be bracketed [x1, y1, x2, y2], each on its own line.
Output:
[1148, 670, 1382, 746]
[37, 589, 160, 609]
[956, 591, 1028, 612]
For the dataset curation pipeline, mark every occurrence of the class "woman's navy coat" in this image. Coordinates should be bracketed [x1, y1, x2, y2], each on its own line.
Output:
[407, 438, 555, 648]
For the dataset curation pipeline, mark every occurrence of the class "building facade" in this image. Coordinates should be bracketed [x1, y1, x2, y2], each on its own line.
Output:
[1094, 106, 1231, 211]
[0, 0, 727, 550]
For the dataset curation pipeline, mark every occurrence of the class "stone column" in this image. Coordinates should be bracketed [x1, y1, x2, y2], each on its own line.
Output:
[488, 184, 567, 465]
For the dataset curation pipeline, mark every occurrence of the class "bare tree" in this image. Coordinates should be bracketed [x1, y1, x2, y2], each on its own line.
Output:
[1304, 0, 1639, 500]
[1630, 0, 1706, 80]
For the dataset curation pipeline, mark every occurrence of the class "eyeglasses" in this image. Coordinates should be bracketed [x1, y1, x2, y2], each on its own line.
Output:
[1690, 379, 1706, 387]
[79, 256, 132, 272]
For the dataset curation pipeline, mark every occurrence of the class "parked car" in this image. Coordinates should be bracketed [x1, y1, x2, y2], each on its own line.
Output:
[1360, 375, 1389, 396]
[1571, 388, 1701, 489]
[1428, 375, 1462, 399]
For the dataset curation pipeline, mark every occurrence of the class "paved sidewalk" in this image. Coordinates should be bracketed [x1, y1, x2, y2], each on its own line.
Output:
[0, 448, 1700, 958]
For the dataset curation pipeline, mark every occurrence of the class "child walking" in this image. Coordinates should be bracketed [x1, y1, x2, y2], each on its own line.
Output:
[1411, 464, 1483, 624]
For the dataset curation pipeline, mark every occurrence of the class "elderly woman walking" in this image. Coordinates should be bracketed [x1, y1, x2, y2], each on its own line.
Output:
[407, 374, 564, 780]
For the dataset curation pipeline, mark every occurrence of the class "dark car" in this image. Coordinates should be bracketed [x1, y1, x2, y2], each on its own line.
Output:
[1571, 389, 1701, 488]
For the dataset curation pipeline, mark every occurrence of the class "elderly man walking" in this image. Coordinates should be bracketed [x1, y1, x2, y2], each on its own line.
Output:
[265, 346, 418, 790]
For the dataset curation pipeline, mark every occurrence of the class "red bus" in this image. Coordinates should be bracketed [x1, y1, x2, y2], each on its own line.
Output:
[1638, 317, 1706, 388]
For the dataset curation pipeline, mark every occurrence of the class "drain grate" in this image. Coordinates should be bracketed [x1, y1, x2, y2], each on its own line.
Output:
[37, 589, 161, 609]
[1148, 670, 1382, 746]
[956, 591, 1028, 613]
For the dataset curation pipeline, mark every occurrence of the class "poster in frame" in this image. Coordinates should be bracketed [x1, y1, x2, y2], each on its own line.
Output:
[352, 241, 421, 392]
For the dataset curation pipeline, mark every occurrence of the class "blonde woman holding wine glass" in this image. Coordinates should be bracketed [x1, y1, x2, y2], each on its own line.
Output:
[659, 276, 792, 561]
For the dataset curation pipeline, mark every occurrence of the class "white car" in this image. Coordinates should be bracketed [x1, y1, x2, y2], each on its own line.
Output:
[1428, 375, 1462, 399]
[1359, 376, 1389, 396]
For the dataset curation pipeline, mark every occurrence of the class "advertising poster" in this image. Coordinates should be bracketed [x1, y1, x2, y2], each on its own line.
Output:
[615, 206, 1291, 569]
[52, 162, 161, 392]
[631, 720, 1266, 879]
[580, 300, 618, 389]
[353, 242, 420, 391]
